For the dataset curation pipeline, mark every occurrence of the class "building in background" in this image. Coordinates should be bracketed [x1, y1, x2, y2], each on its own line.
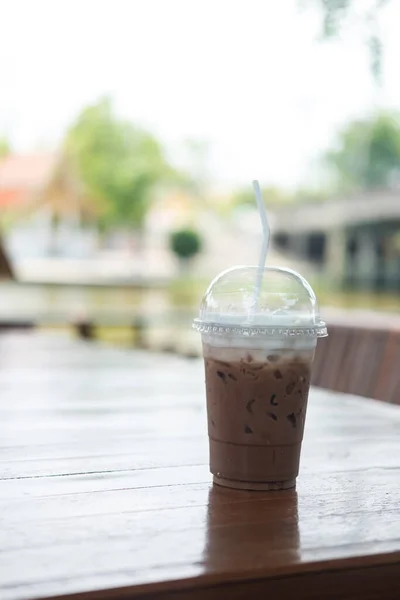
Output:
[0, 153, 97, 260]
[0, 154, 56, 216]
[273, 189, 400, 290]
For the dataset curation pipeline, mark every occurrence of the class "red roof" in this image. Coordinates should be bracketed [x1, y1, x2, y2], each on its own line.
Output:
[0, 189, 27, 208]
[0, 154, 56, 208]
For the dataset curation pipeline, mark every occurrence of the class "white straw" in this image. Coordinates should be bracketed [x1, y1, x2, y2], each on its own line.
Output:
[252, 180, 270, 310]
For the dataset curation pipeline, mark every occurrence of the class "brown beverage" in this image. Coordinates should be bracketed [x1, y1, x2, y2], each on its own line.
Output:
[203, 342, 314, 490]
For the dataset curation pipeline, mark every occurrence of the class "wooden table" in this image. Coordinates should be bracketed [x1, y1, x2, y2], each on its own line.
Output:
[1, 332, 400, 600]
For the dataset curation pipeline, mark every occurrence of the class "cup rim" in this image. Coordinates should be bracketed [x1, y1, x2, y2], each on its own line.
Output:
[192, 318, 328, 338]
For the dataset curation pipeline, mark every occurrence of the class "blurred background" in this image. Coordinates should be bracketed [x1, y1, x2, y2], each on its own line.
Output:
[1, 0, 400, 355]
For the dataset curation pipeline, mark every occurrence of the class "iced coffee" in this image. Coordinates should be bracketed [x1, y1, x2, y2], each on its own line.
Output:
[204, 343, 314, 490]
[193, 265, 327, 490]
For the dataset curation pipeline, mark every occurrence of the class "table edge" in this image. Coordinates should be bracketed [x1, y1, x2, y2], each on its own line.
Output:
[36, 549, 400, 600]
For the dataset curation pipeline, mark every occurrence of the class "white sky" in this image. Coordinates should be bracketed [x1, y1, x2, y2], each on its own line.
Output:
[1, 0, 400, 189]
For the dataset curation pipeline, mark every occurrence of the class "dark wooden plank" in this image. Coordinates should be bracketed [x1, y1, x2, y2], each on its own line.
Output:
[383, 336, 400, 403]
[1, 432, 400, 482]
[357, 331, 388, 399]
[311, 316, 400, 403]
[335, 328, 360, 394]
[114, 562, 400, 600]
[4, 556, 400, 600]
[1, 474, 400, 594]
[346, 329, 378, 397]
[314, 326, 349, 390]
[0, 237, 13, 279]
[1, 467, 400, 545]
[0, 332, 400, 600]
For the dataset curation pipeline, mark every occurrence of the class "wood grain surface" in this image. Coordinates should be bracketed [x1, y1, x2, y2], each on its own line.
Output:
[1, 332, 400, 600]
[312, 320, 400, 403]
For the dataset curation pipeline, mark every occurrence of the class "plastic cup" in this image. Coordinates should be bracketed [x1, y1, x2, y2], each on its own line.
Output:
[193, 266, 327, 491]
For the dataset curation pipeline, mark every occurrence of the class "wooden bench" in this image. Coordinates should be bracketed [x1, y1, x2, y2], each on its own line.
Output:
[313, 310, 400, 404]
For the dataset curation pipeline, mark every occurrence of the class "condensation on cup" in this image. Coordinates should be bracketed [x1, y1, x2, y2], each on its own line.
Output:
[193, 265, 328, 491]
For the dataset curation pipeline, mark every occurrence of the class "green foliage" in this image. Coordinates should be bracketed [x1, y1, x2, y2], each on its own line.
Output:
[0, 136, 10, 159]
[167, 276, 207, 306]
[317, 0, 352, 39]
[233, 186, 292, 208]
[303, 0, 391, 83]
[232, 185, 332, 208]
[169, 228, 203, 261]
[292, 187, 332, 204]
[325, 112, 400, 189]
[65, 98, 174, 231]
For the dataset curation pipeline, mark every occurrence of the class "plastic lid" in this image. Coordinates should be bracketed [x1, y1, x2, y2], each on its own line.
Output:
[193, 266, 327, 339]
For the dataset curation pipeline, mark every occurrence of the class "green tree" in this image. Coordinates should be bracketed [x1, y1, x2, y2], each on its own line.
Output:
[292, 187, 331, 204]
[232, 185, 292, 208]
[169, 228, 203, 263]
[325, 112, 400, 190]
[0, 137, 10, 159]
[302, 0, 391, 82]
[65, 98, 175, 235]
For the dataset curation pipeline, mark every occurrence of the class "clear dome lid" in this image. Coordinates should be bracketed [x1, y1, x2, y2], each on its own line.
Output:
[193, 266, 327, 339]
